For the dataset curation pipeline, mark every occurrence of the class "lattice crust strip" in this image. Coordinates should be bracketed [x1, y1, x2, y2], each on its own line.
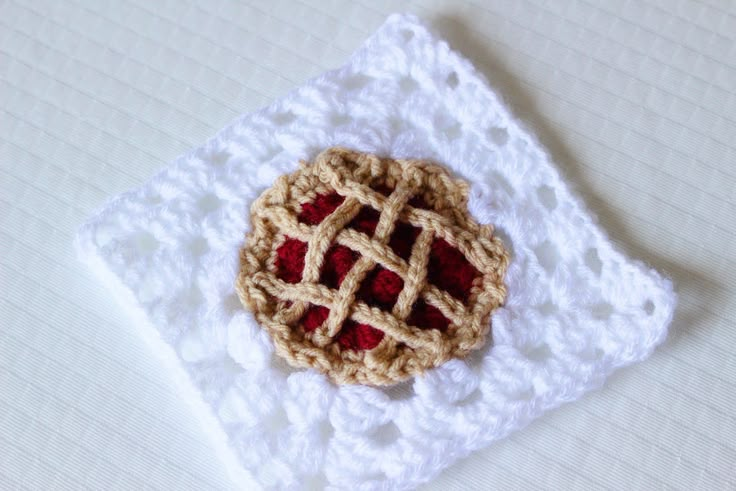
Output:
[237, 147, 509, 385]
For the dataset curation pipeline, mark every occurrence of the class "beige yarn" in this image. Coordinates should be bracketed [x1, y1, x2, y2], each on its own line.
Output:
[236, 147, 509, 385]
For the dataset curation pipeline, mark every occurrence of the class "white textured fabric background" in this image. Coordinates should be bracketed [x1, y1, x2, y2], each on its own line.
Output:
[0, 1, 733, 490]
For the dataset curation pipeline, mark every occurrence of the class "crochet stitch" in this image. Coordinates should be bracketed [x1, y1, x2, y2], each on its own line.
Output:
[237, 147, 509, 385]
[76, 13, 676, 490]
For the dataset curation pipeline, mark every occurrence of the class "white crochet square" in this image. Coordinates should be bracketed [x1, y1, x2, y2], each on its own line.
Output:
[77, 13, 675, 490]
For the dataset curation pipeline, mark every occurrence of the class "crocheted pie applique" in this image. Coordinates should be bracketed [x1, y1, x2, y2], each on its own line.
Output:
[237, 147, 509, 385]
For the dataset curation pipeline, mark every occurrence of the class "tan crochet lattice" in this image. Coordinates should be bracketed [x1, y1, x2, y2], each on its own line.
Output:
[236, 147, 509, 385]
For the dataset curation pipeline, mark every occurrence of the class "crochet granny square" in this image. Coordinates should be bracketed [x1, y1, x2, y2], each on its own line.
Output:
[77, 13, 676, 490]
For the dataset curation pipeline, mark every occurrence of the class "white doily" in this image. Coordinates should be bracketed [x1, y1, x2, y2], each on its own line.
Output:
[77, 13, 675, 490]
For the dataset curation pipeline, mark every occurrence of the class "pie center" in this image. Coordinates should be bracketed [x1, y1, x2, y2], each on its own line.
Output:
[236, 147, 509, 385]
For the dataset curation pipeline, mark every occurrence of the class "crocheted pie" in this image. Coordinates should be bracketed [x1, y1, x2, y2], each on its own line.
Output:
[237, 147, 508, 385]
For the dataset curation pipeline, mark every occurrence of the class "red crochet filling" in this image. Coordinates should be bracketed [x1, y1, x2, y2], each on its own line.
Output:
[320, 244, 359, 289]
[301, 304, 329, 332]
[357, 265, 404, 311]
[298, 193, 345, 225]
[406, 299, 450, 332]
[427, 238, 479, 302]
[275, 238, 307, 284]
[300, 304, 384, 350]
[348, 206, 381, 236]
[336, 320, 385, 350]
[275, 191, 477, 351]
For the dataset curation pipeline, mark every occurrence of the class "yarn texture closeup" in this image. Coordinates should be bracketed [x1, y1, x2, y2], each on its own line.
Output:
[76, 13, 676, 490]
[237, 147, 509, 386]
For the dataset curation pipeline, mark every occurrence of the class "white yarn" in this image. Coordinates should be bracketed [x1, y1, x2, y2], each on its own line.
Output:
[76, 13, 676, 490]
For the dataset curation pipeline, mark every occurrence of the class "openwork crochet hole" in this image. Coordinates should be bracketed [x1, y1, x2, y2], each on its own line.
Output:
[534, 240, 559, 274]
[208, 150, 231, 166]
[272, 111, 296, 125]
[446, 71, 459, 89]
[537, 185, 557, 210]
[197, 193, 222, 213]
[488, 126, 509, 146]
[237, 147, 509, 385]
[643, 299, 656, 315]
[585, 247, 603, 276]
[399, 76, 419, 94]
[133, 231, 158, 254]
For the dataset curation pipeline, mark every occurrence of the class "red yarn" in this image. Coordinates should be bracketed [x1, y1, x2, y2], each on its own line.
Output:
[301, 304, 330, 332]
[347, 206, 380, 236]
[275, 238, 307, 283]
[388, 221, 420, 260]
[336, 320, 384, 350]
[345, 201, 422, 263]
[299, 306, 386, 351]
[320, 245, 359, 289]
[407, 299, 450, 331]
[274, 192, 476, 351]
[357, 266, 403, 310]
[298, 193, 345, 224]
[428, 238, 478, 302]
